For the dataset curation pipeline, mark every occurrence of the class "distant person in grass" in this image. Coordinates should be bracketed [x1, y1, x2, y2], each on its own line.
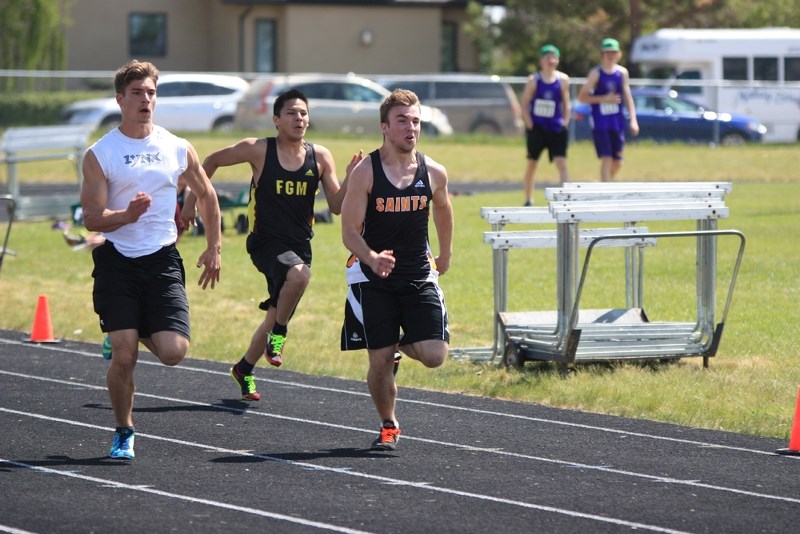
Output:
[520, 43, 571, 206]
[340, 88, 454, 451]
[81, 59, 222, 460]
[578, 37, 640, 182]
[182, 89, 361, 402]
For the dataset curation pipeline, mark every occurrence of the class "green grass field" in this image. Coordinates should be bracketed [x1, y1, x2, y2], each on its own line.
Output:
[1, 132, 799, 440]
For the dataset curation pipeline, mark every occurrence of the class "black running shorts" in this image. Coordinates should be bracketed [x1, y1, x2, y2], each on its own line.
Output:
[526, 124, 568, 162]
[247, 234, 311, 310]
[341, 279, 449, 351]
[91, 241, 190, 339]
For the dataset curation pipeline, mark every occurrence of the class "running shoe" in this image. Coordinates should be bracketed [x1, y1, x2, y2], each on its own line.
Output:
[109, 428, 135, 459]
[230, 365, 261, 401]
[265, 332, 286, 367]
[102, 336, 112, 360]
[393, 352, 402, 377]
[371, 422, 400, 451]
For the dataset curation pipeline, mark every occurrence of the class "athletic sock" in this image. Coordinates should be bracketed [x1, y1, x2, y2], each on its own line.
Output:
[272, 322, 288, 337]
[236, 357, 255, 375]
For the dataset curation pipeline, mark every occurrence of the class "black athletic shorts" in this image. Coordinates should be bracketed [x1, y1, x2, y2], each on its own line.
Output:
[91, 241, 190, 339]
[526, 125, 568, 162]
[247, 234, 311, 310]
[341, 279, 449, 351]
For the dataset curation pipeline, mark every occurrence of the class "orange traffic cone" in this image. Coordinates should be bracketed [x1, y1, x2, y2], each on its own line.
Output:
[27, 294, 58, 343]
[777, 386, 800, 456]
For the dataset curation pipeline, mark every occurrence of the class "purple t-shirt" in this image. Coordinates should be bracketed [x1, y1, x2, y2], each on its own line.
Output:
[590, 66, 626, 131]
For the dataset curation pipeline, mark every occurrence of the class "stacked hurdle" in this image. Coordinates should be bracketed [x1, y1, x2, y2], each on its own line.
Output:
[449, 182, 745, 373]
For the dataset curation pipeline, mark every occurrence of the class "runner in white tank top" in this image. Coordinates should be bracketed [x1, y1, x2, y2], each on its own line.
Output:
[80, 60, 222, 460]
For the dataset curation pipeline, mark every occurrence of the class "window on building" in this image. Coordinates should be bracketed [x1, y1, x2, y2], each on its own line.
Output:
[441, 21, 458, 72]
[722, 57, 748, 80]
[785, 57, 800, 81]
[129, 13, 167, 57]
[753, 57, 778, 81]
[255, 19, 276, 73]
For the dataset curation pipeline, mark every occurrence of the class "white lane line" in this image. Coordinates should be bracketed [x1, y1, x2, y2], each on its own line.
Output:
[0, 339, 783, 457]
[0, 409, 692, 534]
[1, 374, 799, 507]
[0, 525, 37, 534]
[0, 456, 371, 534]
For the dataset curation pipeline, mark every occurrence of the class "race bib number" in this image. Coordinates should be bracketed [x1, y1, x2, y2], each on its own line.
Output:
[533, 99, 556, 118]
[600, 102, 619, 115]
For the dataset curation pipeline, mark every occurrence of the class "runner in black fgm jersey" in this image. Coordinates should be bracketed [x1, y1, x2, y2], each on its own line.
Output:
[182, 89, 362, 401]
[250, 136, 319, 243]
[341, 88, 454, 451]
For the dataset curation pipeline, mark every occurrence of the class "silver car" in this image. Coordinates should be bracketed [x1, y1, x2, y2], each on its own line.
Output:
[375, 74, 525, 136]
[61, 73, 250, 132]
[233, 73, 453, 136]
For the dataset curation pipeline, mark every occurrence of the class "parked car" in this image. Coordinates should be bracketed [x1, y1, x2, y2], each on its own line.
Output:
[571, 88, 767, 145]
[61, 73, 250, 132]
[375, 74, 524, 136]
[233, 73, 453, 136]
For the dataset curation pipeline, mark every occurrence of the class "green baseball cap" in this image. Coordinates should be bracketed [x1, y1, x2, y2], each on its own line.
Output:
[601, 38, 620, 52]
[540, 44, 560, 58]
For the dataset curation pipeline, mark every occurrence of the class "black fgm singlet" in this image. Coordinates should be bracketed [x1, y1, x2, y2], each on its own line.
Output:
[358, 149, 433, 282]
[249, 137, 319, 244]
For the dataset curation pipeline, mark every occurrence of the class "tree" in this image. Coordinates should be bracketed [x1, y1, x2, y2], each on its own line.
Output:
[0, 0, 67, 90]
[467, 0, 800, 77]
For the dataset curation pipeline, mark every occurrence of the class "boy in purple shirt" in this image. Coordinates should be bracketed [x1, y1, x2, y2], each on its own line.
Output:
[520, 44, 571, 205]
[578, 38, 639, 182]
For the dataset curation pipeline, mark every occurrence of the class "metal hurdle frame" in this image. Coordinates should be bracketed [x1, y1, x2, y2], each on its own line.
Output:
[449, 182, 746, 372]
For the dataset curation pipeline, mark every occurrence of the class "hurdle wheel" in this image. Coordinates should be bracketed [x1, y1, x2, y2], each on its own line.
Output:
[501, 343, 524, 370]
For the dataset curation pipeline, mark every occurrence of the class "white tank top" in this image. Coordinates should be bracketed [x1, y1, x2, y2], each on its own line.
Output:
[89, 126, 187, 258]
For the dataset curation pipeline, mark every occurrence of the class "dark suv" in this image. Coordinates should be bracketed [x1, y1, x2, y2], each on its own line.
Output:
[375, 74, 524, 136]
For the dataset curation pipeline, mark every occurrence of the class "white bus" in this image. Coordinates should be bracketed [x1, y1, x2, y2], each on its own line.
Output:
[631, 27, 800, 142]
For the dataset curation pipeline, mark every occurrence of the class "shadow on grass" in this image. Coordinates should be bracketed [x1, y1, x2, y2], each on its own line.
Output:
[513, 358, 686, 377]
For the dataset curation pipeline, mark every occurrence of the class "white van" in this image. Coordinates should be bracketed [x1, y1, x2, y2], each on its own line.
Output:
[631, 27, 800, 142]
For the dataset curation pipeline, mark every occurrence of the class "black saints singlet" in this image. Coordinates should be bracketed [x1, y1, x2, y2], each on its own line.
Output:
[346, 150, 436, 283]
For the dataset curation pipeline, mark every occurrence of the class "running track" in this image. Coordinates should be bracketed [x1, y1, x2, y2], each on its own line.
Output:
[1, 329, 798, 533]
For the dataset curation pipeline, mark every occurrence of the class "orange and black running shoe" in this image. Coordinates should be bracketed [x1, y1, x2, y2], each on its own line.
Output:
[371, 421, 400, 451]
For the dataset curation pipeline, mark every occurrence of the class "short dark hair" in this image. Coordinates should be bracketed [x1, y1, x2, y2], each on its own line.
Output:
[274, 89, 308, 117]
[114, 59, 159, 95]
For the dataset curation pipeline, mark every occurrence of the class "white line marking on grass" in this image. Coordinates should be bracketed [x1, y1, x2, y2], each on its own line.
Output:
[2, 374, 800, 507]
[0, 409, 692, 534]
[0, 338, 782, 457]
[0, 455, 371, 534]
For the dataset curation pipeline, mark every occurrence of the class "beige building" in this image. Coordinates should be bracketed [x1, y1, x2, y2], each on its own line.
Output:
[63, 0, 501, 74]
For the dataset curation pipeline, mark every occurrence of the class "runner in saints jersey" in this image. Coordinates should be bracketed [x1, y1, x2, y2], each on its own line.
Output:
[182, 89, 362, 401]
[344, 148, 437, 286]
[341, 88, 453, 452]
